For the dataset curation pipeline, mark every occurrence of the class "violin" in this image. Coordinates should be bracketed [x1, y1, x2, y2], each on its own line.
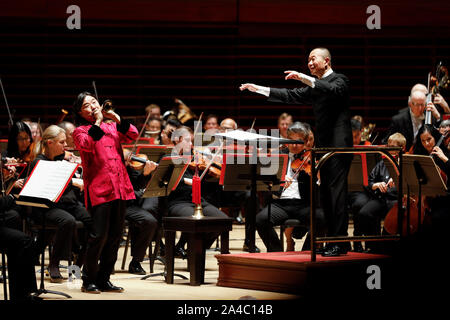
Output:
[291, 150, 312, 176]
[189, 150, 222, 179]
[123, 148, 148, 171]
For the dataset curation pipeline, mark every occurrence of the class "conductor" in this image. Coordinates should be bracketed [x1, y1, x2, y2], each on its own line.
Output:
[240, 47, 353, 256]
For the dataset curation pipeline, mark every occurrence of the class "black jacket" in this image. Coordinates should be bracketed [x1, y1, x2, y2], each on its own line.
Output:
[268, 72, 352, 148]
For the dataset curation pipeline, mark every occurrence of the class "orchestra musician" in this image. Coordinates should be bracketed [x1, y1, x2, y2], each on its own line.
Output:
[72, 91, 139, 294]
[383, 85, 441, 151]
[123, 149, 159, 275]
[166, 126, 228, 253]
[255, 122, 326, 252]
[353, 132, 406, 253]
[1, 194, 39, 301]
[240, 47, 353, 256]
[27, 125, 93, 283]
[1, 121, 36, 231]
[412, 124, 450, 245]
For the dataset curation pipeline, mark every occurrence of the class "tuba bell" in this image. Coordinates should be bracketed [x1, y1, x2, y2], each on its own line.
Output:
[175, 98, 197, 124]
[361, 123, 376, 142]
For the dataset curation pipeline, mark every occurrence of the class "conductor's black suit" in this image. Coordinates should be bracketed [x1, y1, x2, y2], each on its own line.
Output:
[268, 72, 353, 240]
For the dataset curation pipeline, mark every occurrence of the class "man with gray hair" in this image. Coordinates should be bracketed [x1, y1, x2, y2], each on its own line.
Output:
[241, 47, 353, 256]
[383, 87, 441, 151]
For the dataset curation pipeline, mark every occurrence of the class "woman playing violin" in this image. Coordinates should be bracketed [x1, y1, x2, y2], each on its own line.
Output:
[255, 122, 326, 252]
[413, 124, 450, 244]
[27, 125, 93, 283]
[0, 121, 36, 231]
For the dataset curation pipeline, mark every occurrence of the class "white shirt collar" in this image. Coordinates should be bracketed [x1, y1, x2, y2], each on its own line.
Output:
[320, 68, 334, 79]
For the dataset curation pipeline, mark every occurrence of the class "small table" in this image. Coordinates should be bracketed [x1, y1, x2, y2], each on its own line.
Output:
[163, 216, 233, 286]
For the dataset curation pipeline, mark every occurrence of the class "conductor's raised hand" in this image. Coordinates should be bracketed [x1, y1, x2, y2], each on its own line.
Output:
[284, 70, 306, 81]
[239, 83, 258, 92]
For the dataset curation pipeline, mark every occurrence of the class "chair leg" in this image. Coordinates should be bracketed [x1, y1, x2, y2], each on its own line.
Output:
[279, 225, 284, 251]
[121, 228, 131, 270]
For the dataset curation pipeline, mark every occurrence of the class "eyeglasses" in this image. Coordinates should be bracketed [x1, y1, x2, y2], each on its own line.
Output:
[16, 137, 30, 142]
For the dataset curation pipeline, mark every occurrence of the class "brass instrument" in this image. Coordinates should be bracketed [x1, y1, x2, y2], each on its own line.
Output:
[361, 123, 376, 142]
[431, 62, 450, 95]
[175, 98, 197, 124]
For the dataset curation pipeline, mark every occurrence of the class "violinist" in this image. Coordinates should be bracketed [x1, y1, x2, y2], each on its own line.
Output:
[255, 122, 326, 252]
[205, 117, 260, 252]
[353, 133, 406, 253]
[167, 126, 228, 254]
[413, 124, 450, 244]
[438, 120, 450, 151]
[203, 114, 219, 133]
[160, 118, 181, 146]
[27, 125, 93, 283]
[1, 121, 36, 230]
[123, 149, 159, 275]
[72, 91, 139, 294]
[143, 116, 162, 144]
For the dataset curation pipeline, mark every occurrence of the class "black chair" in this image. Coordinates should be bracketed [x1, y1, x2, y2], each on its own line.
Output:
[120, 220, 160, 273]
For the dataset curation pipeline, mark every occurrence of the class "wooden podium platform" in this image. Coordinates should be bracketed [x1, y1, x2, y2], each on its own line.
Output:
[215, 251, 392, 296]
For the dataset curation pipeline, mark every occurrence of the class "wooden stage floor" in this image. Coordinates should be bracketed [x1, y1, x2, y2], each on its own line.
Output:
[1, 224, 302, 301]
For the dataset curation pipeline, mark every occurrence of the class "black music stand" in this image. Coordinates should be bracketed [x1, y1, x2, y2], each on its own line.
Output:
[14, 197, 72, 299]
[403, 155, 447, 234]
[219, 153, 289, 252]
[140, 155, 189, 281]
[383, 154, 447, 235]
[214, 130, 298, 252]
[136, 145, 173, 163]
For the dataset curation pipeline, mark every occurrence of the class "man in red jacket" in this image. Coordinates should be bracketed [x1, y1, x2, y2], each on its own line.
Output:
[73, 92, 138, 294]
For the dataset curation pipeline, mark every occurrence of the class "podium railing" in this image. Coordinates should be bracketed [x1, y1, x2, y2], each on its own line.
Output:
[309, 146, 403, 262]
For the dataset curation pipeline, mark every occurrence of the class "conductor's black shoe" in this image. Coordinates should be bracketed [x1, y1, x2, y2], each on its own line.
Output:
[243, 242, 261, 253]
[128, 260, 146, 275]
[353, 242, 364, 253]
[81, 283, 101, 294]
[98, 281, 124, 293]
[175, 247, 188, 259]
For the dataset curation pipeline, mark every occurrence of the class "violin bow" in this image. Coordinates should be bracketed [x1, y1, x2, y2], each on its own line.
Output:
[0, 77, 14, 128]
[250, 117, 256, 131]
[199, 140, 224, 181]
[92, 80, 99, 101]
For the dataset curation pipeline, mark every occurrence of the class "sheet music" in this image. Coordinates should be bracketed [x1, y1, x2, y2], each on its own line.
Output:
[215, 130, 284, 142]
[19, 160, 78, 202]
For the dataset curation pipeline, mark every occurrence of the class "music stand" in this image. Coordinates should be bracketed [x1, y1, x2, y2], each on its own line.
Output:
[403, 155, 447, 234]
[214, 130, 299, 252]
[140, 155, 190, 281]
[383, 154, 447, 235]
[136, 145, 174, 163]
[219, 152, 289, 252]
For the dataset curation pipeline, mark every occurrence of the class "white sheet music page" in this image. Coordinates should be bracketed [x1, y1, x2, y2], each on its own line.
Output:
[19, 160, 79, 202]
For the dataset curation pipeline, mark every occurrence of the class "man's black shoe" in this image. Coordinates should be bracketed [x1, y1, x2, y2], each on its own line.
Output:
[128, 260, 146, 275]
[243, 243, 261, 253]
[175, 246, 187, 259]
[81, 283, 101, 294]
[321, 245, 347, 257]
[97, 281, 124, 293]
